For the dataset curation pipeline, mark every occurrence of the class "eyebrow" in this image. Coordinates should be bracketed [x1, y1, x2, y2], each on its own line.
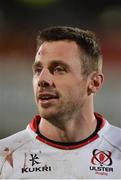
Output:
[32, 60, 70, 70]
[49, 60, 70, 69]
[32, 61, 42, 69]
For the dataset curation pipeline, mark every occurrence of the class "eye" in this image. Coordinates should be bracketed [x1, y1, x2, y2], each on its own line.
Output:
[53, 66, 66, 74]
[33, 67, 43, 75]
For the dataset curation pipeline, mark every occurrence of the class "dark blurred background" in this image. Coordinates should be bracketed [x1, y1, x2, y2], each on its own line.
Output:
[0, 0, 121, 138]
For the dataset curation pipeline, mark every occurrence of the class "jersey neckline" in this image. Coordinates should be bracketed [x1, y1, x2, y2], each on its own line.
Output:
[28, 112, 106, 150]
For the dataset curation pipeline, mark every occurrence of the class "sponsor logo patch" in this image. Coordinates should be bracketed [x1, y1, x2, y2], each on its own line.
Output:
[21, 152, 52, 174]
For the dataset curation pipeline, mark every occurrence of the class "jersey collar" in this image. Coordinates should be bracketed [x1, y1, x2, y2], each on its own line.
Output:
[28, 112, 106, 150]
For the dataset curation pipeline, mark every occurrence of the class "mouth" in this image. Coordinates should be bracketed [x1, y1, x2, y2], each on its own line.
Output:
[37, 93, 59, 107]
[38, 93, 59, 100]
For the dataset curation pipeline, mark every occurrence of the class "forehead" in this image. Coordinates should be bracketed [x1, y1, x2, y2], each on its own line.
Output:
[35, 40, 81, 64]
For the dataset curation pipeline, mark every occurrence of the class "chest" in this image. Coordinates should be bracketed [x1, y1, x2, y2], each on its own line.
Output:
[2, 143, 121, 179]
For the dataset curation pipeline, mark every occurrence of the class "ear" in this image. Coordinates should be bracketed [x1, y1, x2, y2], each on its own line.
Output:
[88, 72, 104, 95]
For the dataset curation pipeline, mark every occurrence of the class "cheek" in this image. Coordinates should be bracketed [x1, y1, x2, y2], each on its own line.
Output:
[33, 79, 37, 94]
[60, 84, 80, 99]
[64, 82, 87, 99]
[55, 77, 87, 98]
[32, 80, 38, 104]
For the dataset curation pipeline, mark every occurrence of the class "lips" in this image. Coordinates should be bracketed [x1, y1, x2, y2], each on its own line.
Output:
[38, 93, 59, 101]
[37, 93, 59, 107]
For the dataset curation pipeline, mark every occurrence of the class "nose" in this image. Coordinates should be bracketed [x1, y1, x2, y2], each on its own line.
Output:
[38, 68, 54, 88]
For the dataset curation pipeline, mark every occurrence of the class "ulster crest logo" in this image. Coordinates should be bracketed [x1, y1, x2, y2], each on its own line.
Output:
[90, 149, 113, 176]
[91, 149, 112, 166]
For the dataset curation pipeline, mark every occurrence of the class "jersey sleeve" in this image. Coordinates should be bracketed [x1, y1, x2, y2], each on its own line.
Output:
[0, 129, 31, 178]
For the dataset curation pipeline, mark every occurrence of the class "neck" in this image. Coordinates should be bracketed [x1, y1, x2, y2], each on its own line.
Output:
[39, 114, 97, 142]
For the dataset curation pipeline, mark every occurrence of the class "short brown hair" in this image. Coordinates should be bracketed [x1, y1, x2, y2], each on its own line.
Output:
[36, 26, 103, 77]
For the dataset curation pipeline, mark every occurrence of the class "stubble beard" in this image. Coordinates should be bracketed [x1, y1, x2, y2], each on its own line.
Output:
[37, 99, 81, 130]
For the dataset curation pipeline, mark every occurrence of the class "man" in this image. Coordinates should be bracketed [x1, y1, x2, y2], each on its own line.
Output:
[0, 26, 121, 179]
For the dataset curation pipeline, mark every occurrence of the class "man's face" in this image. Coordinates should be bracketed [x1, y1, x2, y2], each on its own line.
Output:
[33, 40, 89, 122]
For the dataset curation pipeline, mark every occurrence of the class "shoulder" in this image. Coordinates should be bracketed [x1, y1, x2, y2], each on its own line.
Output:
[0, 129, 31, 153]
[101, 122, 121, 151]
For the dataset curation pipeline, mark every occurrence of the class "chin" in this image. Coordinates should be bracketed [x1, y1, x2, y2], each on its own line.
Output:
[38, 108, 58, 120]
